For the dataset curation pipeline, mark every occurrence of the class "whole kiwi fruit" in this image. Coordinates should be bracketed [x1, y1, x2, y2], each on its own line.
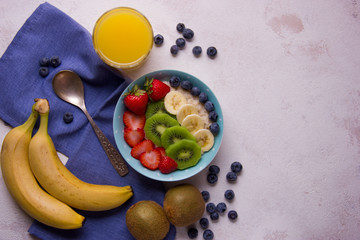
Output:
[163, 183, 205, 227]
[126, 200, 170, 240]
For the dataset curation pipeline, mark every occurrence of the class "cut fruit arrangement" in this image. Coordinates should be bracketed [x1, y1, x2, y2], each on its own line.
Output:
[122, 76, 220, 174]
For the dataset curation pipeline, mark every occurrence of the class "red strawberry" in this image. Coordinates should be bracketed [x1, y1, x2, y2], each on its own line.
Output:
[139, 148, 161, 170]
[158, 156, 178, 174]
[154, 147, 167, 159]
[144, 78, 170, 101]
[124, 128, 145, 147]
[131, 139, 154, 159]
[124, 85, 148, 115]
[123, 111, 146, 130]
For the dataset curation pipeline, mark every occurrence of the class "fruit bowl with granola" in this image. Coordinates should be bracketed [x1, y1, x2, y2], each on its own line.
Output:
[113, 70, 223, 181]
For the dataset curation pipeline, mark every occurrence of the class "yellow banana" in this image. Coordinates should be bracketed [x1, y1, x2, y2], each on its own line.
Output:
[28, 99, 133, 211]
[1, 99, 85, 229]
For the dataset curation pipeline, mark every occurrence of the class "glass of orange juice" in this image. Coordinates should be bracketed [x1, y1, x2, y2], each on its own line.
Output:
[92, 7, 153, 70]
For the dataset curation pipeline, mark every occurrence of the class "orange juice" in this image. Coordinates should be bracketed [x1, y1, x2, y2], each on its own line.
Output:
[93, 7, 153, 70]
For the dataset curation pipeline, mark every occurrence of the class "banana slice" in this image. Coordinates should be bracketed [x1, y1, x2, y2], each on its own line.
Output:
[181, 114, 205, 134]
[164, 91, 187, 115]
[193, 129, 214, 152]
[176, 104, 199, 124]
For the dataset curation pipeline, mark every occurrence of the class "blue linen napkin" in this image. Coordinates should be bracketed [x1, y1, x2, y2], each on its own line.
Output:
[0, 2, 176, 239]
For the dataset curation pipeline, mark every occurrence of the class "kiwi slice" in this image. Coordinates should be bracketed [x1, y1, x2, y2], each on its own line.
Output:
[161, 126, 196, 149]
[146, 101, 169, 119]
[144, 113, 179, 146]
[165, 139, 202, 170]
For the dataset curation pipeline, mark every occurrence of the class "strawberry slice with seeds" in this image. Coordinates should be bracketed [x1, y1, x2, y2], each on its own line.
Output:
[144, 78, 170, 101]
[123, 111, 146, 130]
[158, 156, 178, 174]
[139, 148, 161, 170]
[154, 147, 167, 159]
[124, 128, 145, 147]
[131, 139, 155, 160]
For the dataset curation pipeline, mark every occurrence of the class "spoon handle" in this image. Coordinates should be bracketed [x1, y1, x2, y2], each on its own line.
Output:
[84, 111, 129, 176]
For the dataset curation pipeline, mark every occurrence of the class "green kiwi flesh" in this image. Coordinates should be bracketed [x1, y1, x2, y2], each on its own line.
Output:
[144, 113, 179, 146]
[161, 126, 196, 149]
[165, 139, 201, 169]
[145, 101, 168, 119]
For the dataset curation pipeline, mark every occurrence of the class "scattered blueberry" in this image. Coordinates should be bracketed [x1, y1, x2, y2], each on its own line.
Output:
[63, 112, 74, 124]
[226, 171, 237, 182]
[209, 111, 218, 122]
[39, 57, 50, 67]
[201, 190, 210, 202]
[209, 122, 220, 135]
[169, 75, 181, 88]
[207, 173, 218, 184]
[170, 45, 179, 55]
[190, 86, 201, 96]
[204, 101, 215, 112]
[182, 28, 194, 40]
[176, 23, 185, 33]
[206, 203, 216, 214]
[192, 46, 202, 57]
[176, 38, 186, 48]
[231, 161, 243, 173]
[203, 229, 214, 240]
[216, 202, 227, 213]
[187, 227, 198, 239]
[228, 210, 238, 220]
[210, 212, 219, 221]
[199, 217, 209, 229]
[50, 56, 61, 67]
[154, 34, 164, 46]
[209, 165, 220, 174]
[39, 67, 49, 77]
[199, 92, 208, 103]
[224, 189, 235, 201]
[180, 80, 193, 90]
[207, 47, 217, 58]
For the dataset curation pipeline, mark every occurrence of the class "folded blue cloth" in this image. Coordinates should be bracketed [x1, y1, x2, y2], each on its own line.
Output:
[0, 2, 175, 239]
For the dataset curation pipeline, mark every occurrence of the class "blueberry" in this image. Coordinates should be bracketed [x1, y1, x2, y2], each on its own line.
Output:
[209, 122, 220, 135]
[39, 57, 50, 66]
[216, 202, 227, 213]
[63, 112, 74, 124]
[190, 86, 201, 96]
[192, 46, 202, 57]
[203, 229, 214, 240]
[154, 34, 164, 46]
[224, 189, 235, 201]
[228, 210, 238, 220]
[180, 80, 193, 90]
[39, 67, 49, 77]
[207, 173, 218, 184]
[226, 171, 237, 182]
[176, 23, 185, 32]
[206, 202, 216, 214]
[231, 161, 243, 173]
[182, 28, 194, 40]
[50, 56, 61, 67]
[199, 92, 208, 103]
[209, 165, 220, 174]
[187, 228, 198, 239]
[175, 38, 186, 48]
[170, 45, 179, 55]
[204, 101, 215, 112]
[201, 190, 210, 202]
[210, 212, 219, 221]
[207, 47, 217, 58]
[199, 217, 209, 229]
[209, 111, 218, 122]
[169, 75, 181, 88]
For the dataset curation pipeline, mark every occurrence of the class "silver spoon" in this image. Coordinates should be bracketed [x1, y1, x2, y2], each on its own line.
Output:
[52, 70, 128, 176]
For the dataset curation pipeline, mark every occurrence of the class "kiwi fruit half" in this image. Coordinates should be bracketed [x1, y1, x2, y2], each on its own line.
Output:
[161, 126, 196, 149]
[144, 113, 179, 146]
[165, 139, 201, 169]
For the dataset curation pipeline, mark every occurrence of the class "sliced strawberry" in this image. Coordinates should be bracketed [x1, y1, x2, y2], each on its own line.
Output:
[124, 85, 149, 115]
[158, 156, 178, 174]
[144, 78, 170, 101]
[124, 128, 145, 147]
[139, 148, 161, 170]
[154, 147, 167, 159]
[131, 139, 155, 159]
[123, 111, 146, 130]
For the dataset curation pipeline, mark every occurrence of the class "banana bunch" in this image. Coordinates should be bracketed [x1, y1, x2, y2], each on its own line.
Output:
[1, 98, 133, 229]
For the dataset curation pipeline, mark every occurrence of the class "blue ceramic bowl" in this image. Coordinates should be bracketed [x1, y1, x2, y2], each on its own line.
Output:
[113, 70, 223, 181]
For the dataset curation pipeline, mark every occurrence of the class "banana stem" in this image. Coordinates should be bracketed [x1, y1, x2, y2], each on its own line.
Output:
[34, 98, 50, 134]
[20, 102, 39, 133]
